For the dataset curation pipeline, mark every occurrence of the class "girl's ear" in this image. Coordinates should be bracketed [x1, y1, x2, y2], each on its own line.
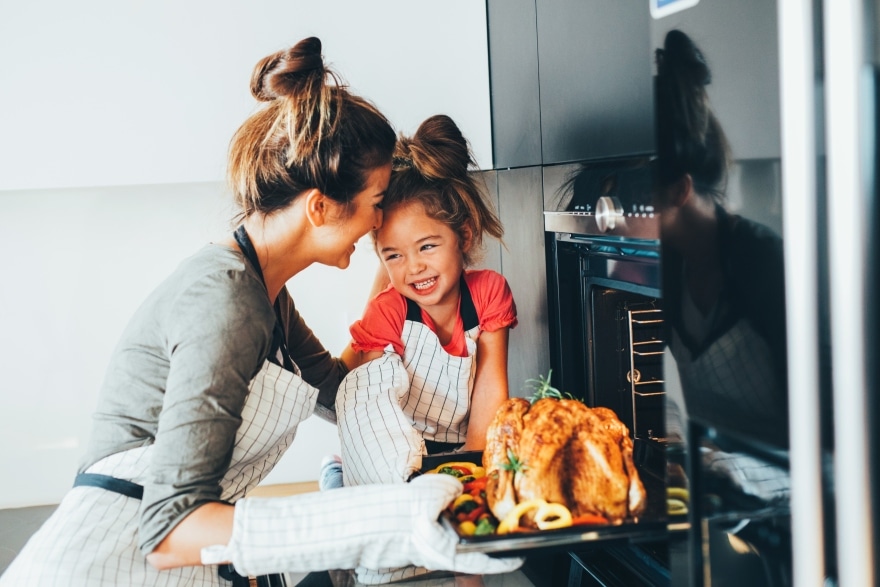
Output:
[304, 189, 327, 227]
[459, 226, 474, 253]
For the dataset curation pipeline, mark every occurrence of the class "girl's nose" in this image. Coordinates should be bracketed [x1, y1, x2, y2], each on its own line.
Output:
[408, 257, 426, 274]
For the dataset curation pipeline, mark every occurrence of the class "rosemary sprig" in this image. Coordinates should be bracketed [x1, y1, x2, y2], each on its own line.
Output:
[500, 448, 528, 473]
[526, 370, 577, 403]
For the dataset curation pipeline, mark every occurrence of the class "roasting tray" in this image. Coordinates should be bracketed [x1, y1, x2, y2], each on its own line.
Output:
[419, 451, 687, 556]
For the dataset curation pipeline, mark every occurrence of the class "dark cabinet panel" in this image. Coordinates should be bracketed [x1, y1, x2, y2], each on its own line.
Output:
[536, 0, 654, 163]
[487, 0, 542, 168]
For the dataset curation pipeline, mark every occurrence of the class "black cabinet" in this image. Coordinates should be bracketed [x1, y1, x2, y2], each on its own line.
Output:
[536, 0, 654, 164]
[487, 0, 654, 167]
[486, 0, 542, 168]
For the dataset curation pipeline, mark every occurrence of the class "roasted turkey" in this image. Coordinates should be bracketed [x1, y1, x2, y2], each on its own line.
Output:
[483, 396, 646, 524]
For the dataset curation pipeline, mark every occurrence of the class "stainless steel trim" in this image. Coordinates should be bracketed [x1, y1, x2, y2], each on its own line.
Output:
[823, 0, 875, 583]
[544, 211, 660, 241]
[779, 1, 826, 584]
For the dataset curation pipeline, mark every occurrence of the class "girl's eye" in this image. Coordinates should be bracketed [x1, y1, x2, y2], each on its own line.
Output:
[420, 243, 437, 252]
[384, 253, 401, 261]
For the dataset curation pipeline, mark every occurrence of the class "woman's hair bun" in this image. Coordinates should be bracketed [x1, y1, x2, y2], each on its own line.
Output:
[250, 37, 326, 102]
[396, 114, 473, 180]
[657, 29, 711, 88]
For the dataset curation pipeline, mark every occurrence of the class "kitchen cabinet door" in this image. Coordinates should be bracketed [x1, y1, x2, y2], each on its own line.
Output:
[536, 0, 654, 164]
[486, 0, 542, 168]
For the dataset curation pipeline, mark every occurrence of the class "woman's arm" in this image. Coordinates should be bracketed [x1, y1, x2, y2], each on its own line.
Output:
[463, 327, 510, 451]
[146, 502, 234, 569]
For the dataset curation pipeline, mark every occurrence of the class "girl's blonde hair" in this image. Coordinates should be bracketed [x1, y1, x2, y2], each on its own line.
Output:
[384, 114, 503, 266]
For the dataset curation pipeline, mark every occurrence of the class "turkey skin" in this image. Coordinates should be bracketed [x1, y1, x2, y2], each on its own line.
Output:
[483, 397, 646, 524]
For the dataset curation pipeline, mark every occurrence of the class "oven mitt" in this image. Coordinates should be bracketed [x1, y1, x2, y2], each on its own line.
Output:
[200, 474, 522, 578]
[335, 353, 425, 485]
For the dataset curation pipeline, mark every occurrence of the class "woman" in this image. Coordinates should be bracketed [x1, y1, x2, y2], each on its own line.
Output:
[655, 29, 789, 449]
[0, 37, 519, 586]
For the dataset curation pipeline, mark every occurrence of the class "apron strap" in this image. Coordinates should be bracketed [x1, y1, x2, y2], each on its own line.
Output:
[233, 225, 298, 373]
[73, 472, 144, 499]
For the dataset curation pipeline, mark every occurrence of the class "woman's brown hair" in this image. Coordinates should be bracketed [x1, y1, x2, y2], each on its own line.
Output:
[384, 114, 503, 266]
[654, 29, 731, 204]
[228, 37, 396, 220]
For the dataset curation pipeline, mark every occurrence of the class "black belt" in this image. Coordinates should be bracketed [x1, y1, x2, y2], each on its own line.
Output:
[73, 473, 286, 587]
[74, 473, 144, 499]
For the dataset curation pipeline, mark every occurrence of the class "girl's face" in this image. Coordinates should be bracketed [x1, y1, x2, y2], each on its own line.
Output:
[323, 163, 390, 269]
[376, 201, 466, 311]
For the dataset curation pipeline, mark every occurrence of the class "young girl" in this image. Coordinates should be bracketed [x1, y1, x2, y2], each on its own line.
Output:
[331, 114, 518, 489]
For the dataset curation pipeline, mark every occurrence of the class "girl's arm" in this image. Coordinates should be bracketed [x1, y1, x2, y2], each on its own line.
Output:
[463, 327, 511, 451]
[340, 265, 393, 370]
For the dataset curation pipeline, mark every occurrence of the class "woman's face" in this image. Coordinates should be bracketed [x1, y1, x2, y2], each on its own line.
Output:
[324, 163, 391, 269]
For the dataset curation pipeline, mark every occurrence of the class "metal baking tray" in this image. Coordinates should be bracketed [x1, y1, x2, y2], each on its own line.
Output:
[420, 451, 688, 556]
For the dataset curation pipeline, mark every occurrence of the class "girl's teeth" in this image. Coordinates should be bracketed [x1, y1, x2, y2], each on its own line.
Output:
[414, 278, 436, 290]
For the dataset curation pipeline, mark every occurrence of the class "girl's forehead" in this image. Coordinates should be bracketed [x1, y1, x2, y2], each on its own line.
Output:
[378, 203, 454, 241]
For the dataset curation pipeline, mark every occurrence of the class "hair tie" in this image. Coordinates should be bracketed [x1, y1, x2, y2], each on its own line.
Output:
[392, 155, 414, 171]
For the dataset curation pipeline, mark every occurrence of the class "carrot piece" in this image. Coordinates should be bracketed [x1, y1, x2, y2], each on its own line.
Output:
[570, 514, 609, 526]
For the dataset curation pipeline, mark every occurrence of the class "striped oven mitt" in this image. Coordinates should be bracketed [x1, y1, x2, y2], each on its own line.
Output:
[335, 353, 425, 486]
[201, 475, 522, 579]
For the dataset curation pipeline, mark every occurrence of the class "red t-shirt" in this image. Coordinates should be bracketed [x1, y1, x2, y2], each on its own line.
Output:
[350, 269, 518, 358]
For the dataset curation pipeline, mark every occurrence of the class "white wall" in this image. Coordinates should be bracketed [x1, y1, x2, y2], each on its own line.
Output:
[0, 0, 492, 191]
[0, 1, 491, 509]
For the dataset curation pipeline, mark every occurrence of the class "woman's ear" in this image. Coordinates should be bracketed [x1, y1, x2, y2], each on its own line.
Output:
[304, 189, 328, 227]
[658, 174, 693, 209]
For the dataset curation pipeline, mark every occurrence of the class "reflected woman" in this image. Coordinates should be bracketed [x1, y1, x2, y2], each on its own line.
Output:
[654, 29, 789, 450]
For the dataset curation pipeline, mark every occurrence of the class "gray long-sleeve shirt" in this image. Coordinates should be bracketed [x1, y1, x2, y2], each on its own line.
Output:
[81, 243, 348, 554]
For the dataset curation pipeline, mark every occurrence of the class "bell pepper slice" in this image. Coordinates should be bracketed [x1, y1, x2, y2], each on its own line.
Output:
[496, 499, 546, 534]
[534, 502, 573, 530]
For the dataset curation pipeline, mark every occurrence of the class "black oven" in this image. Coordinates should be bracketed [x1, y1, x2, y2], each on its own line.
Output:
[544, 159, 664, 462]
[537, 159, 680, 586]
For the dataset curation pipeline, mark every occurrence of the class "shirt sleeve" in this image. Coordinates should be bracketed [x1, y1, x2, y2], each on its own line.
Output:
[349, 286, 408, 356]
[140, 268, 274, 554]
[276, 288, 349, 414]
[466, 270, 519, 332]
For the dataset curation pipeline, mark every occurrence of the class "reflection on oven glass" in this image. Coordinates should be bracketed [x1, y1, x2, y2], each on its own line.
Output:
[655, 28, 792, 587]
[654, 28, 788, 450]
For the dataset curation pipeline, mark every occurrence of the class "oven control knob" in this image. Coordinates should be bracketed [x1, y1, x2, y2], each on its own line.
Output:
[595, 196, 624, 233]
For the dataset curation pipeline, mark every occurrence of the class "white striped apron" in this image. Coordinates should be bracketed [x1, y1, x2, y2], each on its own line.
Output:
[0, 360, 318, 587]
[337, 284, 480, 486]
